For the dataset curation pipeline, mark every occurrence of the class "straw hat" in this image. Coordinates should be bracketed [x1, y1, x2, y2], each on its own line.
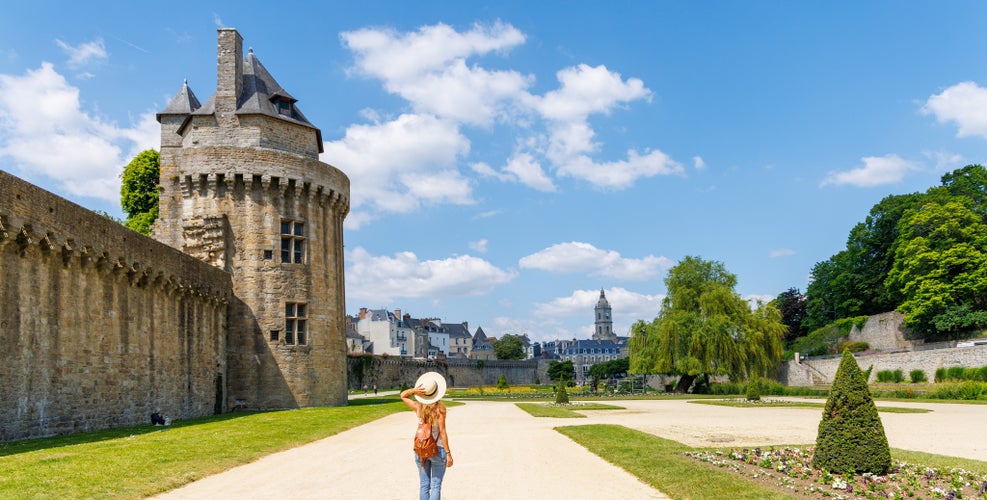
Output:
[414, 371, 447, 404]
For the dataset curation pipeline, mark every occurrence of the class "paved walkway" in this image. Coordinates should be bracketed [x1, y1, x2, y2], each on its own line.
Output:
[152, 398, 987, 499]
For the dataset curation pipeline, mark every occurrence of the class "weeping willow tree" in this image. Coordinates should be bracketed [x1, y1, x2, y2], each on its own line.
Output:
[629, 256, 785, 392]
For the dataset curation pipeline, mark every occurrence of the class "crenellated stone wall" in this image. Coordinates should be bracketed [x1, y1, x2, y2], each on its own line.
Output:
[347, 356, 550, 390]
[0, 170, 231, 442]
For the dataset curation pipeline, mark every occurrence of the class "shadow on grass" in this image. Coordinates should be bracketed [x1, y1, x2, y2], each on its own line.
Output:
[0, 411, 268, 457]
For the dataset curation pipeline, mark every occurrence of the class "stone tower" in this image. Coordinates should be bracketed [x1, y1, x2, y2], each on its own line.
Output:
[155, 29, 350, 409]
[592, 289, 615, 341]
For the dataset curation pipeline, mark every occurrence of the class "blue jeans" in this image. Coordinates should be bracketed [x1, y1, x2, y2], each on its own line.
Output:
[415, 447, 447, 500]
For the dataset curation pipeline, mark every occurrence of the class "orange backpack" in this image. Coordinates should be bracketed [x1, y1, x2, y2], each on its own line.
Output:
[413, 420, 439, 465]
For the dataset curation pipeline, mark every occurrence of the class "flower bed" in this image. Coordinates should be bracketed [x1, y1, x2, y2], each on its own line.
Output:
[685, 446, 987, 499]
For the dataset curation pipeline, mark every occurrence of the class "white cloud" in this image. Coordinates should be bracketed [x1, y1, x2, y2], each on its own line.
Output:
[56, 38, 107, 69]
[556, 148, 684, 190]
[337, 22, 680, 204]
[469, 239, 488, 253]
[922, 150, 966, 171]
[693, 156, 706, 170]
[532, 287, 663, 338]
[322, 113, 473, 226]
[534, 64, 651, 122]
[820, 154, 920, 188]
[0, 63, 158, 202]
[502, 153, 556, 191]
[923, 81, 987, 140]
[743, 294, 776, 308]
[345, 247, 516, 303]
[342, 22, 528, 126]
[519, 241, 673, 281]
[769, 248, 796, 258]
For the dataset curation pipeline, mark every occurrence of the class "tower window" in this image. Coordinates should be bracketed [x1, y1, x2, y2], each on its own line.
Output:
[275, 98, 292, 117]
[280, 220, 305, 264]
[285, 302, 307, 345]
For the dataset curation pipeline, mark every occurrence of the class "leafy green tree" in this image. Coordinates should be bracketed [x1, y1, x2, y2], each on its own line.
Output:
[547, 360, 574, 383]
[813, 350, 891, 474]
[629, 256, 785, 392]
[492, 333, 527, 360]
[885, 200, 987, 337]
[120, 149, 160, 235]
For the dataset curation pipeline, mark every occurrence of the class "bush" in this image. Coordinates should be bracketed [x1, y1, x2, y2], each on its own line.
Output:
[947, 366, 966, 380]
[892, 369, 904, 383]
[935, 367, 947, 383]
[745, 375, 761, 401]
[929, 381, 987, 400]
[812, 350, 891, 474]
[496, 374, 509, 390]
[555, 383, 570, 404]
[909, 369, 927, 383]
[876, 370, 895, 383]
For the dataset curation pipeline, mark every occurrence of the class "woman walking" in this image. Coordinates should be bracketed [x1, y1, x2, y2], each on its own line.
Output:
[401, 372, 453, 500]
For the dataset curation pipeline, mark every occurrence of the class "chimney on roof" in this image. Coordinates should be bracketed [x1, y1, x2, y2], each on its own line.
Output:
[216, 28, 243, 125]
[359, 307, 367, 320]
[462, 321, 468, 331]
[394, 309, 401, 320]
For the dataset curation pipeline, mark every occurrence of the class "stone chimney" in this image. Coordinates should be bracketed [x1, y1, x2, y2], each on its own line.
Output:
[359, 307, 367, 320]
[394, 309, 401, 320]
[216, 28, 243, 126]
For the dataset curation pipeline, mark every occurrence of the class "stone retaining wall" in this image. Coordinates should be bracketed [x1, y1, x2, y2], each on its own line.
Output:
[780, 344, 987, 386]
[347, 356, 550, 390]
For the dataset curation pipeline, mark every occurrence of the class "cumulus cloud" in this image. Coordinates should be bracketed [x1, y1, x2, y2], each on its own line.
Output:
[923, 81, 987, 140]
[322, 113, 473, 227]
[820, 154, 920, 188]
[519, 241, 673, 281]
[0, 63, 158, 202]
[469, 239, 488, 253]
[56, 38, 107, 69]
[345, 247, 516, 303]
[333, 21, 682, 220]
[693, 156, 706, 170]
[532, 287, 662, 340]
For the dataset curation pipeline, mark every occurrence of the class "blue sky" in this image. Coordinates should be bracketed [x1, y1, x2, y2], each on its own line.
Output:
[3, 1, 987, 343]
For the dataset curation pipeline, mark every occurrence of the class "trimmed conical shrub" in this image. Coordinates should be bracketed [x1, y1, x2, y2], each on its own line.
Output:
[555, 383, 570, 404]
[812, 350, 892, 474]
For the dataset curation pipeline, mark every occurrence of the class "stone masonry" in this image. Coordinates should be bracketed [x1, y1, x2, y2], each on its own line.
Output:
[0, 28, 350, 442]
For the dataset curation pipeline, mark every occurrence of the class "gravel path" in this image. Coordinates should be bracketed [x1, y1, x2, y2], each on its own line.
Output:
[151, 397, 987, 499]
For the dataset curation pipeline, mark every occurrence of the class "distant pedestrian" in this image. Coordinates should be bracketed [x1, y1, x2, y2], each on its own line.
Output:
[401, 372, 453, 500]
[364, 384, 369, 395]
[373, 384, 378, 395]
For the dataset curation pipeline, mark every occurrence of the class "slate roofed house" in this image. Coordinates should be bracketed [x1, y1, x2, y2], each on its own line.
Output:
[356, 307, 409, 356]
[443, 321, 473, 358]
[470, 326, 496, 361]
[561, 338, 629, 384]
[344, 315, 368, 355]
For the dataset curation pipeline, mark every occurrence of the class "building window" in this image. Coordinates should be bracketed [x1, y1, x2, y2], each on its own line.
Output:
[285, 302, 307, 345]
[275, 98, 292, 117]
[270, 330, 280, 342]
[280, 220, 305, 264]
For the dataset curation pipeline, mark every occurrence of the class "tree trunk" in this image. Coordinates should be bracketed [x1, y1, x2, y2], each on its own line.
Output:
[675, 374, 696, 393]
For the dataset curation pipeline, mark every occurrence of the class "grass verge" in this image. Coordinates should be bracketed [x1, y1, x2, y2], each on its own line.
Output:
[515, 402, 624, 418]
[690, 399, 932, 413]
[0, 398, 407, 499]
[556, 424, 792, 499]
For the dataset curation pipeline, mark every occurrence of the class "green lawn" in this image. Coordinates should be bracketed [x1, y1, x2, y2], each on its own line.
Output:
[515, 402, 624, 418]
[556, 425, 793, 499]
[0, 398, 408, 499]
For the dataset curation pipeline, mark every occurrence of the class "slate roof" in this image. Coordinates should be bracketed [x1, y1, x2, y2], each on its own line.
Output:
[162, 49, 323, 152]
[561, 338, 627, 355]
[442, 322, 471, 339]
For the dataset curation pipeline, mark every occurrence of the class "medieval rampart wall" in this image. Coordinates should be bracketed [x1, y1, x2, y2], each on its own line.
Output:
[0, 170, 231, 442]
[347, 357, 550, 390]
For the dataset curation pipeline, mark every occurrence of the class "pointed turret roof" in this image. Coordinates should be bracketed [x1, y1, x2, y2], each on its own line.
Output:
[157, 80, 202, 119]
[596, 288, 610, 309]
